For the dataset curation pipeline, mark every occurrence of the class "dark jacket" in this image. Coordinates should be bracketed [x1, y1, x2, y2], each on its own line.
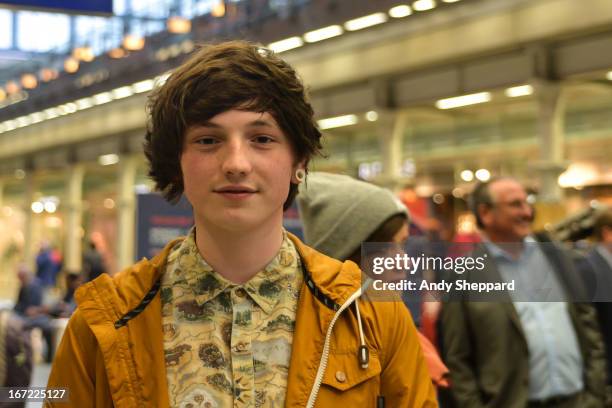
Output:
[440, 242, 606, 408]
[585, 248, 612, 385]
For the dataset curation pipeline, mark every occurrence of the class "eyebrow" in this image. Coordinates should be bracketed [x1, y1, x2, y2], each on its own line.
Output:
[197, 119, 277, 129]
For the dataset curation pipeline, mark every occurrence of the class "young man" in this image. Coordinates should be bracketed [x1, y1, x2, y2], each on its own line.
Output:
[47, 41, 436, 407]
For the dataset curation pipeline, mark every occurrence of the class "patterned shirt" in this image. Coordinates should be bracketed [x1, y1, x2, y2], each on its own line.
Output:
[160, 229, 303, 408]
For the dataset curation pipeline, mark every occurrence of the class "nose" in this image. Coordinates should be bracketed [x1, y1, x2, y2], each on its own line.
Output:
[520, 202, 534, 219]
[221, 138, 252, 178]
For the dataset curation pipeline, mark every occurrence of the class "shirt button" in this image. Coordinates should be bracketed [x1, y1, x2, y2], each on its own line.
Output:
[236, 288, 247, 298]
[335, 371, 346, 383]
[234, 342, 248, 352]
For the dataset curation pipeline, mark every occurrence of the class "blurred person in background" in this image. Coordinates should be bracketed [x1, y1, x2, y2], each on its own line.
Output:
[13, 264, 43, 318]
[82, 240, 107, 282]
[47, 41, 437, 407]
[441, 177, 605, 408]
[13, 264, 53, 363]
[35, 241, 62, 288]
[297, 171, 449, 390]
[0, 309, 33, 408]
[585, 208, 612, 405]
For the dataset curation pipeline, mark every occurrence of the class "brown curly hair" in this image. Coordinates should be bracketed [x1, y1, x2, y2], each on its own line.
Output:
[144, 40, 322, 209]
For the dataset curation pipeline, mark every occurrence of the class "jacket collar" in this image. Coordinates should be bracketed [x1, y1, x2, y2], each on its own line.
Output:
[76, 233, 362, 318]
[73, 234, 362, 407]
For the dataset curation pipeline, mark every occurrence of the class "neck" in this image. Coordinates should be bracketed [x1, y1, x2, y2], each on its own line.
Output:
[193, 218, 284, 284]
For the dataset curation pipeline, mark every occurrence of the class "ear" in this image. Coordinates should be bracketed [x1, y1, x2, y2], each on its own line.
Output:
[478, 203, 493, 228]
[290, 161, 307, 184]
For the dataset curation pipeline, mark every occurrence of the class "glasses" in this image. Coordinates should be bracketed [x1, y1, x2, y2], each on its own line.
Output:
[495, 200, 531, 210]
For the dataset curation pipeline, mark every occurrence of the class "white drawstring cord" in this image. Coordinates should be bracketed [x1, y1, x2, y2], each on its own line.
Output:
[354, 299, 369, 369]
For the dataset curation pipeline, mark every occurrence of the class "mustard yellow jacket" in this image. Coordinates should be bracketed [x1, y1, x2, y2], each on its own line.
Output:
[47, 235, 437, 407]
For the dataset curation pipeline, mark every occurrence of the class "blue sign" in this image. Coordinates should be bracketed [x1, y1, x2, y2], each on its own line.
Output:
[0, 0, 113, 15]
[136, 193, 193, 261]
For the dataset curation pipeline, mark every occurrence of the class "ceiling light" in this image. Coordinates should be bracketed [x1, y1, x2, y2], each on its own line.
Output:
[460, 169, 474, 182]
[123, 34, 145, 51]
[93, 92, 113, 105]
[64, 57, 79, 73]
[167, 16, 191, 34]
[303, 25, 343, 43]
[76, 97, 94, 110]
[112, 86, 134, 99]
[389, 5, 412, 18]
[344, 12, 387, 31]
[39, 68, 59, 82]
[108, 47, 127, 59]
[317, 114, 358, 130]
[44, 108, 59, 119]
[4, 120, 17, 131]
[103, 198, 115, 209]
[98, 154, 119, 166]
[211, 1, 225, 17]
[267, 37, 303, 53]
[606, 71, 612, 81]
[365, 111, 379, 121]
[435, 92, 491, 109]
[181, 39, 195, 54]
[31, 202, 44, 214]
[5, 81, 20, 95]
[16, 116, 31, 127]
[442, 0, 461, 2]
[132, 79, 154, 93]
[413, 0, 436, 11]
[154, 73, 170, 87]
[505, 84, 533, 98]
[73, 46, 95, 62]
[21, 74, 38, 89]
[44, 201, 57, 213]
[475, 168, 491, 182]
[29, 112, 45, 123]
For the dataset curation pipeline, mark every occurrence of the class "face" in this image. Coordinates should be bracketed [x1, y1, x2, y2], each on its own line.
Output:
[480, 179, 533, 242]
[602, 226, 612, 246]
[379, 221, 410, 283]
[181, 109, 304, 233]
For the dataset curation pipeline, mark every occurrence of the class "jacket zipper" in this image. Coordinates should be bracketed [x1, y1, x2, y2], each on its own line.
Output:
[305, 287, 364, 408]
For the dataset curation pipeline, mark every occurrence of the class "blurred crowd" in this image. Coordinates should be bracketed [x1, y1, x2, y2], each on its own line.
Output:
[0, 239, 107, 404]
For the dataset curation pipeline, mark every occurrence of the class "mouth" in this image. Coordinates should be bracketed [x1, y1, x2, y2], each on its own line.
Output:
[213, 185, 257, 199]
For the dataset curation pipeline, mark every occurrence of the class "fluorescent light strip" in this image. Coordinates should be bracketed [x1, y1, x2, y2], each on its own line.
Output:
[413, 0, 436, 11]
[304, 25, 343, 43]
[267, 36, 304, 53]
[344, 12, 388, 31]
[98, 153, 119, 166]
[76, 97, 94, 110]
[132, 79, 154, 93]
[317, 114, 358, 130]
[389, 5, 412, 18]
[93, 92, 113, 105]
[505, 84, 533, 98]
[435, 92, 491, 109]
[112, 86, 134, 99]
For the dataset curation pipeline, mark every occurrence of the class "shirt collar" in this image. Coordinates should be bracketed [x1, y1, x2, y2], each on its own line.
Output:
[483, 235, 536, 262]
[174, 228, 301, 314]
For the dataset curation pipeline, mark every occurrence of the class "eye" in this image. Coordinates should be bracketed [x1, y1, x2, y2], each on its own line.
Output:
[252, 135, 274, 144]
[196, 137, 219, 145]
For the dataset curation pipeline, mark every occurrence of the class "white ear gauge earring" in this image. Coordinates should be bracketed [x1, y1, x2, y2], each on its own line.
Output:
[295, 169, 306, 183]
